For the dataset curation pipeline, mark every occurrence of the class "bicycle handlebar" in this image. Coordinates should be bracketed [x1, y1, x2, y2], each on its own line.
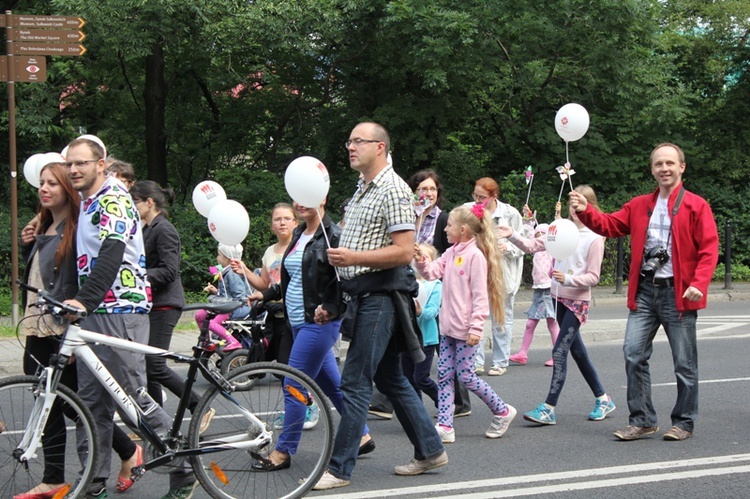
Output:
[17, 280, 88, 319]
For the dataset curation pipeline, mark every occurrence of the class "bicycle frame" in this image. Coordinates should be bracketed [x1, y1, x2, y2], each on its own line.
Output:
[18, 319, 273, 471]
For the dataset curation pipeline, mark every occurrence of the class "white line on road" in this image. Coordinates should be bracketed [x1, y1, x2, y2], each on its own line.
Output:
[321, 453, 750, 498]
[436, 465, 750, 498]
[650, 376, 750, 388]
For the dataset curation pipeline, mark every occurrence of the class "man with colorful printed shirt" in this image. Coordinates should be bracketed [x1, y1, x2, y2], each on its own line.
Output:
[63, 138, 196, 499]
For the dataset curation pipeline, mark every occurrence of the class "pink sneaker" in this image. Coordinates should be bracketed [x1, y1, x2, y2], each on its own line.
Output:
[509, 353, 527, 365]
[222, 338, 243, 352]
[545, 358, 554, 367]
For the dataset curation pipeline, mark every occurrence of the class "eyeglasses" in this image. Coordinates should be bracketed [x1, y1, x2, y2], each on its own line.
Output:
[272, 216, 296, 224]
[64, 159, 98, 169]
[472, 192, 489, 202]
[344, 138, 381, 148]
[132, 198, 144, 204]
[417, 186, 438, 194]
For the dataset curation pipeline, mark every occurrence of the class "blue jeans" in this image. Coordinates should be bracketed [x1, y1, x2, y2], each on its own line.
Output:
[328, 294, 444, 480]
[624, 281, 698, 431]
[546, 302, 605, 406]
[276, 319, 369, 454]
[475, 291, 515, 368]
[401, 344, 438, 407]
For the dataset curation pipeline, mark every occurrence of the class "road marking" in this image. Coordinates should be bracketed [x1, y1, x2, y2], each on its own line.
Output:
[436, 465, 750, 498]
[650, 376, 750, 388]
[322, 453, 750, 498]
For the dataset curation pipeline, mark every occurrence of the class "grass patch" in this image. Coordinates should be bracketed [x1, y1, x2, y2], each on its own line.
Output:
[0, 323, 19, 339]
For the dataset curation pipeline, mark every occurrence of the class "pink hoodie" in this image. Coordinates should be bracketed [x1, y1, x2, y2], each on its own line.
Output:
[414, 239, 488, 341]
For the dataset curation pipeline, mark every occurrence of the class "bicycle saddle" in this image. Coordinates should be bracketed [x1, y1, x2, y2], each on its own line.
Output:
[183, 299, 244, 314]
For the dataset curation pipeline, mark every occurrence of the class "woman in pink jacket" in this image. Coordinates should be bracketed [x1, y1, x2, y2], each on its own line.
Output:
[498, 185, 615, 426]
[414, 204, 517, 444]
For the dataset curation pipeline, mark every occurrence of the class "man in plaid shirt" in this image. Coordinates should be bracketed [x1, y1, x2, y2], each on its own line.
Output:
[313, 122, 447, 490]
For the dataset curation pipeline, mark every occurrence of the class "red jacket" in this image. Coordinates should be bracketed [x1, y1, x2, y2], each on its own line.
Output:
[577, 183, 719, 311]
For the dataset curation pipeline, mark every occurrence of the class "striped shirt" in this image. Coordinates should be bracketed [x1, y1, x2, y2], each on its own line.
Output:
[283, 232, 313, 326]
[339, 165, 415, 280]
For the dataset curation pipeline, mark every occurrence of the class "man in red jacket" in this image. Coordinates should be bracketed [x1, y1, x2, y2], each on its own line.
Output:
[569, 143, 718, 442]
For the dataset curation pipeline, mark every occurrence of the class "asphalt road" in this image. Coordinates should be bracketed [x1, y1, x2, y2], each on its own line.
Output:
[2, 300, 748, 498]
[97, 300, 749, 498]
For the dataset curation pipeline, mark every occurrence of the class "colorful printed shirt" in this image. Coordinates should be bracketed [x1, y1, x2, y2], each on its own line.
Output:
[77, 176, 151, 314]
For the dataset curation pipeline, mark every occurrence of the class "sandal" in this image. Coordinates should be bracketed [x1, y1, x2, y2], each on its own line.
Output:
[116, 443, 144, 493]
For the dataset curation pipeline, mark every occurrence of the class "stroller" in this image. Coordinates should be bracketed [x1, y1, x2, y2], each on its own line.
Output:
[215, 302, 270, 376]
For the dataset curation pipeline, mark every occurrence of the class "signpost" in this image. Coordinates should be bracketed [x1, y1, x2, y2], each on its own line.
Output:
[4, 11, 86, 324]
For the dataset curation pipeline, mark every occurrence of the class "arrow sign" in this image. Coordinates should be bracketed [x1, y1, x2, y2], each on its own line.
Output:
[11, 29, 86, 43]
[0, 15, 85, 29]
[11, 42, 87, 57]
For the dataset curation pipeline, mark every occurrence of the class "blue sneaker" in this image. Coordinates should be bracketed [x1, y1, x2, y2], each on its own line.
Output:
[303, 402, 319, 430]
[272, 402, 319, 430]
[589, 397, 616, 421]
[271, 411, 285, 430]
[523, 403, 556, 425]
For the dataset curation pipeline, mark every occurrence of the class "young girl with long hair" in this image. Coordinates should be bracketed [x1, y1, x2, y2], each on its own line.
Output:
[414, 204, 516, 443]
[498, 185, 615, 425]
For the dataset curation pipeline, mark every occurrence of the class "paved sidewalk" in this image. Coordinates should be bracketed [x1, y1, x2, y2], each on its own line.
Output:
[2, 282, 749, 377]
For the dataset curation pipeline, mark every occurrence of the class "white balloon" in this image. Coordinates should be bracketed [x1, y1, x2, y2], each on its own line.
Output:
[192, 181, 227, 217]
[207, 200, 250, 245]
[60, 145, 69, 158]
[284, 156, 330, 208]
[23, 153, 45, 188]
[387, 153, 393, 167]
[555, 103, 590, 142]
[545, 218, 580, 261]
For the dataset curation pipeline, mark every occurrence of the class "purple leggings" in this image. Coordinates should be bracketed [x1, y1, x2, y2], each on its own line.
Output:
[437, 335, 507, 428]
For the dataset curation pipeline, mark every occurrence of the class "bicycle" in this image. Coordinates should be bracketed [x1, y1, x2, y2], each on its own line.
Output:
[0, 283, 334, 498]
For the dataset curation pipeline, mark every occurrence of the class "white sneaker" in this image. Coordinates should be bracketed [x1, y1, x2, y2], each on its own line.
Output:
[435, 424, 455, 443]
[485, 405, 517, 438]
[313, 470, 350, 490]
[488, 365, 507, 376]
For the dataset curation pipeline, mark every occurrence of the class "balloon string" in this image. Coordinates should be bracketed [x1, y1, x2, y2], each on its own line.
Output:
[565, 141, 574, 193]
[553, 278, 559, 318]
[317, 208, 340, 281]
[558, 180, 565, 203]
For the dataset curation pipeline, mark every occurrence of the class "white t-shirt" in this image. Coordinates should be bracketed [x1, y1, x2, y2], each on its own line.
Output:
[645, 195, 674, 278]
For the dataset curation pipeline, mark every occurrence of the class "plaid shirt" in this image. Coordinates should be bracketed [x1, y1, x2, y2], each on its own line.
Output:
[417, 206, 441, 245]
[339, 165, 415, 280]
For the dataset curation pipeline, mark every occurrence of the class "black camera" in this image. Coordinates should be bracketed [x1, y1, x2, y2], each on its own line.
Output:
[641, 246, 669, 278]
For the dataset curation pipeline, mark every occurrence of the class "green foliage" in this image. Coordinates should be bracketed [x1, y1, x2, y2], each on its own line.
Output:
[713, 263, 750, 283]
[0, 287, 11, 317]
[2, 0, 750, 301]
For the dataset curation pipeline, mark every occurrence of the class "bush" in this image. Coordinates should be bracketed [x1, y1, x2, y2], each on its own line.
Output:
[713, 262, 750, 282]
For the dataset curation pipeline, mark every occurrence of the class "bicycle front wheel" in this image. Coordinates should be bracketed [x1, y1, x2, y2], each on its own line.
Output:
[189, 362, 334, 499]
[0, 375, 99, 498]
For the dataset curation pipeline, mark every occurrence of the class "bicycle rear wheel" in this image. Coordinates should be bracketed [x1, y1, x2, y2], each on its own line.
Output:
[0, 375, 99, 498]
[189, 362, 334, 499]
